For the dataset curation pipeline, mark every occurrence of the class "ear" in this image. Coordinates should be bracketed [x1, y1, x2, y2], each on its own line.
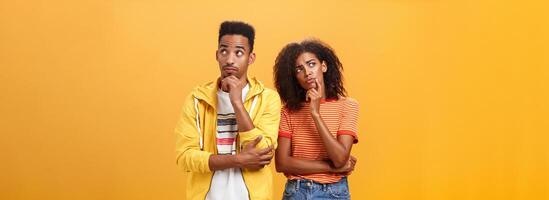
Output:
[321, 61, 327, 73]
[215, 50, 219, 61]
[248, 52, 256, 65]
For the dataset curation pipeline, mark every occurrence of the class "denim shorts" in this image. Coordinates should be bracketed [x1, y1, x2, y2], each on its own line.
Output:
[282, 177, 350, 200]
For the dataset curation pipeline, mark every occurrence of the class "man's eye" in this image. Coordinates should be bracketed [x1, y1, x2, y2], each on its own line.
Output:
[220, 50, 227, 55]
[308, 62, 315, 67]
[236, 51, 243, 56]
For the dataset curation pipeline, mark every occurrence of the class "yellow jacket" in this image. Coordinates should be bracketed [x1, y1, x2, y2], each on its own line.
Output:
[175, 77, 281, 200]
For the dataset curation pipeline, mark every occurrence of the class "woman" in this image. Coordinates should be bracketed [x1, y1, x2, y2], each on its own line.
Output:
[274, 39, 359, 200]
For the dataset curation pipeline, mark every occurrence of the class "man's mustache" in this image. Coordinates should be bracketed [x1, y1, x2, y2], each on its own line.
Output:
[223, 63, 236, 68]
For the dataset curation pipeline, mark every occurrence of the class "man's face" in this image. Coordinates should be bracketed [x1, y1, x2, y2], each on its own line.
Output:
[216, 34, 255, 79]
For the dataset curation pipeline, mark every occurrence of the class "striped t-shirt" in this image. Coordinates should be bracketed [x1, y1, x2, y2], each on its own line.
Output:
[205, 84, 250, 200]
[278, 97, 359, 184]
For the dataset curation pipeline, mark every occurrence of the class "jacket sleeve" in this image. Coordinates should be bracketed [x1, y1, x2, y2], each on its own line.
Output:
[239, 90, 281, 150]
[175, 94, 212, 173]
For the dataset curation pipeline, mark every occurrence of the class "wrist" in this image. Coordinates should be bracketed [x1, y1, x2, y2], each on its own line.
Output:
[311, 112, 321, 118]
[231, 99, 244, 107]
[234, 154, 243, 168]
[328, 166, 335, 173]
[329, 165, 339, 173]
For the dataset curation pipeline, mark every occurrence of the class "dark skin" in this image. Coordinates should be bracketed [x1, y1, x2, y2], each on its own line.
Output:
[276, 52, 356, 174]
[208, 34, 273, 171]
[276, 137, 356, 174]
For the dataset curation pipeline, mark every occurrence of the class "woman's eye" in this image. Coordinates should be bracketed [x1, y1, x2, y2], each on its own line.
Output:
[308, 62, 315, 67]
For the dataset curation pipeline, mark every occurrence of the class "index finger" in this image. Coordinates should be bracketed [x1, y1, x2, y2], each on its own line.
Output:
[314, 78, 321, 91]
[350, 156, 357, 161]
[228, 75, 239, 80]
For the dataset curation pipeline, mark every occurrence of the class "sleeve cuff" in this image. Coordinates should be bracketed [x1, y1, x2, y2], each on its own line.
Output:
[337, 130, 358, 143]
[239, 127, 262, 141]
[278, 130, 292, 139]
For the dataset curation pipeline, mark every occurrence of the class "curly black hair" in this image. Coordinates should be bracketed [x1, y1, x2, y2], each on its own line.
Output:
[274, 39, 347, 111]
[218, 21, 255, 52]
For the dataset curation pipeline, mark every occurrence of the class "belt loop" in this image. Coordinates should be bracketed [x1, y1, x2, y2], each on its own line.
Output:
[296, 180, 300, 191]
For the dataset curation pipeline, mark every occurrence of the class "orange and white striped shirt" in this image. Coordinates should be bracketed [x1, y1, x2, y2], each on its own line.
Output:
[279, 97, 359, 183]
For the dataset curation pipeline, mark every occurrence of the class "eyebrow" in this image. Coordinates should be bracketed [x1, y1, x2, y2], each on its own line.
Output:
[296, 59, 316, 68]
[218, 44, 247, 51]
[305, 59, 315, 64]
[235, 45, 246, 51]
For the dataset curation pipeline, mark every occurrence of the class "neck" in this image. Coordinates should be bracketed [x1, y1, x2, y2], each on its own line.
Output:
[240, 75, 249, 85]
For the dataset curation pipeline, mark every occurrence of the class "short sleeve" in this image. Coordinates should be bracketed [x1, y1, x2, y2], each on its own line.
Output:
[278, 108, 292, 139]
[337, 98, 359, 143]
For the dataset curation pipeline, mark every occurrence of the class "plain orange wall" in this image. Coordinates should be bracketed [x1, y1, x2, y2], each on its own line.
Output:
[1, 0, 548, 199]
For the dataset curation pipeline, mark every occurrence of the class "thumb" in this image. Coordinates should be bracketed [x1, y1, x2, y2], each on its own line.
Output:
[250, 135, 262, 147]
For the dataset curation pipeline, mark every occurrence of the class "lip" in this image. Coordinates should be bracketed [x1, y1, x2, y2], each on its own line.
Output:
[223, 67, 238, 72]
[304, 78, 317, 89]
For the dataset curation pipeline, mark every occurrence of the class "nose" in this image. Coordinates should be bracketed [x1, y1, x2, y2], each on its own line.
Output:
[303, 66, 313, 77]
[226, 53, 236, 66]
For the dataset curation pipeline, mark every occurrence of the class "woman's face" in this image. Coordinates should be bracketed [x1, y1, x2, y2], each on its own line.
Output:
[294, 52, 327, 90]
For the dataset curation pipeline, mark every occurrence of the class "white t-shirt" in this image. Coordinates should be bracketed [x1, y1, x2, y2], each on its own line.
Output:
[205, 84, 250, 200]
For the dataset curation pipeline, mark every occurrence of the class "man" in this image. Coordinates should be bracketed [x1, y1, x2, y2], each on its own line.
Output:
[175, 21, 281, 200]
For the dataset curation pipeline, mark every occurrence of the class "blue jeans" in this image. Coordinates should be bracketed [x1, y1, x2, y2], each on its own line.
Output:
[282, 177, 351, 200]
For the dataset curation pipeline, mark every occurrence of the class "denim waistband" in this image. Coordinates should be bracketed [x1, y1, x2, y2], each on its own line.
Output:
[287, 177, 347, 191]
[289, 177, 347, 184]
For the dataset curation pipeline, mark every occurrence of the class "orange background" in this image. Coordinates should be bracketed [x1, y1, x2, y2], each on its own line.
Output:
[1, 0, 548, 199]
